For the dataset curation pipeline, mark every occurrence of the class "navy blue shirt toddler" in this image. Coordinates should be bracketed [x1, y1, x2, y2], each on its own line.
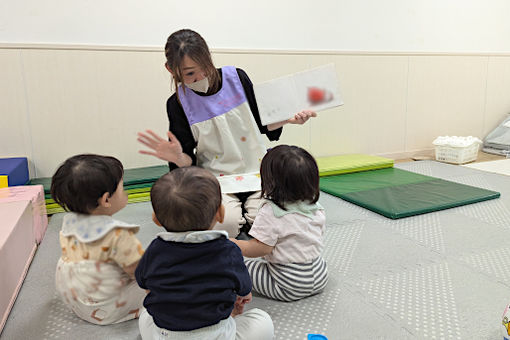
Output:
[135, 230, 252, 331]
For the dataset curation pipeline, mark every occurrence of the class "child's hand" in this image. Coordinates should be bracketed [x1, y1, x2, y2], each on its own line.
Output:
[122, 260, 139, 279]
[137, 130, 189, 165]
[231, 238, 274, 258]
[239, 292, 252, 305]
[232, 293, 252, 316]
[288, 110, 317, 125]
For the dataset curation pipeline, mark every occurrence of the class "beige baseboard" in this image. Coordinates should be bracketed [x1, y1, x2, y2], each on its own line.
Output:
[378, 149, 435, 161]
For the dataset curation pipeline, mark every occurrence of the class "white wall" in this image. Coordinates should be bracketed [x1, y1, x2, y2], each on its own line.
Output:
[2, 46, 510, 178]
[0, 47, 172, 178]
[2, 2, 510, 178]
[2, 0, 510, 53]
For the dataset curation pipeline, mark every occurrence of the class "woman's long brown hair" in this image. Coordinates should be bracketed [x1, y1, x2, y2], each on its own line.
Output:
[164, 29, 220, 98]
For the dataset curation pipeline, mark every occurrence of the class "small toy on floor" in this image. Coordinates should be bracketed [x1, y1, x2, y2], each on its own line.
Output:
[307, 334, 328, 339]
[502, 303, 510, 339]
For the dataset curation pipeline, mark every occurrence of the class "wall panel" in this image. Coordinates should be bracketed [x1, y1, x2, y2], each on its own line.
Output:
[0, 49, 34, 175]
[20, 49, 169, 177]
[308, 54, 409, 157]
[485, 56, 510, 136]
[406, 56, 488, 151]
[2, 46, 510, 177]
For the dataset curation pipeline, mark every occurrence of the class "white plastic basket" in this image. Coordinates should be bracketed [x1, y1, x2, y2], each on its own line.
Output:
[434, 142, 480, 164]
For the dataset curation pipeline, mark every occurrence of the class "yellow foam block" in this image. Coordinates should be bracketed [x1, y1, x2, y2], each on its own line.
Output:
[0, 176, 8, 188]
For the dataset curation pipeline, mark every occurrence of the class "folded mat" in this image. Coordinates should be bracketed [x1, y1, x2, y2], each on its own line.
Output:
[320, 167, 500, 219]
[30, 165, 169, 195]
[30, 165, 168, 214]
[44, 185, 153, 203]
[316, 154, 394, 177]
[45, 192, 152, 215]
[122, 165, 169, 186]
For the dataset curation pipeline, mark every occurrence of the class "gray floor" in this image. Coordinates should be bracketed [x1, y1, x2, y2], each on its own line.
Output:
[2, 160, 510, 339]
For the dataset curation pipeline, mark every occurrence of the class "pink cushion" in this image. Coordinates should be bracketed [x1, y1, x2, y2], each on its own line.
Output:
[0, 185, 48, 244]
[0, 200, 37, 333]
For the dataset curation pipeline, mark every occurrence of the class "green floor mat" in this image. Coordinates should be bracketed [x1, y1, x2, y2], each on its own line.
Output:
[320, 168, 500, 219]
[319, 167, 431, 195]
[29, 177, 52, 194]
[316, 154, 394, 177]
[45, 186, 152, 204]
[124, 183, 156, 190]
[122, 165, 169, 186]
[30, 165, 169, 194]
[46, 192, 151, 214]
[30, 165, 167, 214]
[43, 183, 154, 200]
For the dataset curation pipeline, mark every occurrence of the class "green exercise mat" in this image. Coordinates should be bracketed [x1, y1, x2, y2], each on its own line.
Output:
[30, 165, 168, 195]
[316, 154, 394, 177]
[32, 164, 164, 215]
[122, 165, 169, 185]
[124, 182, 155, 190]
[45, 191, 151, 215]
[43, 183, 154, 200]
[320, 168, 500, 219]
[46, 190, 151, 204]
[29, 177, 52, 194]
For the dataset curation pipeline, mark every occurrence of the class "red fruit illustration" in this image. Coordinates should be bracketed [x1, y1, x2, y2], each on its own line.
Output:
[308, 87, 325, 104]
[308, 87, 333, 105]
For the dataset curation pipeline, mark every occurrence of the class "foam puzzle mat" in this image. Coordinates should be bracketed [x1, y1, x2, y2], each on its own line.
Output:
[3, 161, 510, 339]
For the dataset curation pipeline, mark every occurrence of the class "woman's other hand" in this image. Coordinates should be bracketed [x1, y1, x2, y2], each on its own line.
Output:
[137, 130, 191, 166]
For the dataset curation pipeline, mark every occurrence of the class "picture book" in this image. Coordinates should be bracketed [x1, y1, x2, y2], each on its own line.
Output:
[254, 64, 343, 125]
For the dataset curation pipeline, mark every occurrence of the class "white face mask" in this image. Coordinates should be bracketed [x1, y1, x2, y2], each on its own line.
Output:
[185, 77, 209, 93]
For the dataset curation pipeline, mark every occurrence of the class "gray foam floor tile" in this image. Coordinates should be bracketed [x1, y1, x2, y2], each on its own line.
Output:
[2, 161, 510, 339]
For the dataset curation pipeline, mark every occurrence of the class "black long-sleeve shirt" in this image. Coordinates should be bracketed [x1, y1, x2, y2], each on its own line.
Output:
[166, 68, 283, 170]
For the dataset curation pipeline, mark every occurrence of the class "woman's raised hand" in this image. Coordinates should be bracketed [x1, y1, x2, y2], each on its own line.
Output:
[137, 130, 184, 163]
[288, 110, 317, 125]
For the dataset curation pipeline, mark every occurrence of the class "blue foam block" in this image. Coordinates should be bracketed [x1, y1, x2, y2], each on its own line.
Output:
[0, 157, 29, 186]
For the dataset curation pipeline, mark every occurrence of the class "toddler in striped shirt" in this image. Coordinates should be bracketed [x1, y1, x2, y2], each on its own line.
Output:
[232, 145, 328, 301]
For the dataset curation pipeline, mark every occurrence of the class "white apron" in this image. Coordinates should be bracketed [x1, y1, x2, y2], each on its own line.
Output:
[178, 66, 267, 193]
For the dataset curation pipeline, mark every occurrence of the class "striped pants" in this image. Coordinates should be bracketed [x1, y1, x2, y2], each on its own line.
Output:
[244, 257, 328, 302]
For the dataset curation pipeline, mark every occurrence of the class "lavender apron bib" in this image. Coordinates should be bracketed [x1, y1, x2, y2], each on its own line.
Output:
[178, 66, 267, 193]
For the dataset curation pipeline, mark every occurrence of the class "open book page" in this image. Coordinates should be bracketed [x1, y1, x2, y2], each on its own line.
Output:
[253, 75, 299, 126]
[254, 63, 343, 126]
[293, 64, 344, 112]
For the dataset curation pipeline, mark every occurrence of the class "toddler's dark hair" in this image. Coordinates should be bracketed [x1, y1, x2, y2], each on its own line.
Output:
[151, 166, 222, 232]
[50, 154, 124, 214]
[260, 145, 319, 210]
